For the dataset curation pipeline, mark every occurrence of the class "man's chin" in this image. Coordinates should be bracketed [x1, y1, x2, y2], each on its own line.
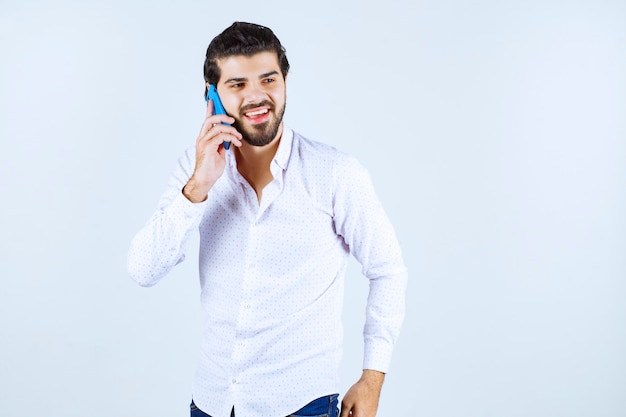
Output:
[242, 135, 271, 147]
[239, 122, 281, 147]
[243, 134, 276, 147]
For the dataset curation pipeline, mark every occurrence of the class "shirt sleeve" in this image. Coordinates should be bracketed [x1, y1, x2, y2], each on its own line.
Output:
[332, 155, 408, 373]
[126, 147, 206, 287]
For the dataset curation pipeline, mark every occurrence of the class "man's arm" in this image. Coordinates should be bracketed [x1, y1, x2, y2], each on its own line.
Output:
[332, 155, 408, 416]
[126, 154, 204, 287]
[127, 102, 242, 286]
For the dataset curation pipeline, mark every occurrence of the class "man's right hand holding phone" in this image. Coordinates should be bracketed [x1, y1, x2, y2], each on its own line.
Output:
[182, 100, 243, 203]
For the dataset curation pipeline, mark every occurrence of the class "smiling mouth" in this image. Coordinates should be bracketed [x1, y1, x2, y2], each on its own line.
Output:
[245, 109, 269, 117]
[243, 107, 271, 124]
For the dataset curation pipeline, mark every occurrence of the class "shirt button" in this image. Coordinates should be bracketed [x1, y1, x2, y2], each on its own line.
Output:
[231, 378, 237, 384]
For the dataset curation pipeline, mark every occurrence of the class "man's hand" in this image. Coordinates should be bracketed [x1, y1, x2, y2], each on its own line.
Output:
[183, 100, 243, 203]
[340, 369, 385, 417]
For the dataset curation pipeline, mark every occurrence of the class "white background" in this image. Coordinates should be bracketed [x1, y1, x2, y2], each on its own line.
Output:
[1, 0, 625, 416]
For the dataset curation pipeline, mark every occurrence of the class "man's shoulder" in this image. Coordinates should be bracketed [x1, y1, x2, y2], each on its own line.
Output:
[290, 129, 354, 164]
[287, 130, 370, 190]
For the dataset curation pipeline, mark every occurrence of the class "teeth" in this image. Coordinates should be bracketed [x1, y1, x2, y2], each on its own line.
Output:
[245, 109, 268, 117]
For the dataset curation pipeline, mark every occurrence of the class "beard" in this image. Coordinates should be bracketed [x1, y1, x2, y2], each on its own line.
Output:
[232, 100, 286, 147]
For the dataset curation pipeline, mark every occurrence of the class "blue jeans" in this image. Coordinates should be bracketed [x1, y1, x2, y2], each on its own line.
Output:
[190, 393, 339, 417]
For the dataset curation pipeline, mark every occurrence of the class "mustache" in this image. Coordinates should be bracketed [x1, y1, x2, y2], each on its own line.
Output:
[240, 100, 274, 114]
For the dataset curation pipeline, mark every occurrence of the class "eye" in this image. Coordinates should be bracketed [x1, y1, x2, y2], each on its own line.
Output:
[230, 82, 244, 89]
[262, 78, 275, 84]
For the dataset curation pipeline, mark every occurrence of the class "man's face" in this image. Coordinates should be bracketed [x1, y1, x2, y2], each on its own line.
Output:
[214, 51, 286, 147]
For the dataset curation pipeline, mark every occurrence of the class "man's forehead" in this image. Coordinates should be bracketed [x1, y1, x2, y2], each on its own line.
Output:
[217, 51, 281, 76]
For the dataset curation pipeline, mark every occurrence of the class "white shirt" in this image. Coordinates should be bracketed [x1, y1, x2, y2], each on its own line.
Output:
[127, 128, 407, 417]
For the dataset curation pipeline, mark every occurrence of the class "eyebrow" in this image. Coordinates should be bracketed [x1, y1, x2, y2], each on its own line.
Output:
[224, 70, 280, 84]
[260, 70, 279, 79]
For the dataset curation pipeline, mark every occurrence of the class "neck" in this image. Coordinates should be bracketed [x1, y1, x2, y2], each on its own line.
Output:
[234, 124, 283, 200]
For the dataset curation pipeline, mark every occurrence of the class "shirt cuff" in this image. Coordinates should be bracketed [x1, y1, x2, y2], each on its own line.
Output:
[363, 338, 394, 373]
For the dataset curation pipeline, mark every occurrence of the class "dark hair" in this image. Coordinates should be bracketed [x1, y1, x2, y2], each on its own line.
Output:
[203, 22, 290, 97]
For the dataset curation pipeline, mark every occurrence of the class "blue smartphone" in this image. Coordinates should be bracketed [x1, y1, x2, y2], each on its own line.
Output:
[205, 84, 230, 150]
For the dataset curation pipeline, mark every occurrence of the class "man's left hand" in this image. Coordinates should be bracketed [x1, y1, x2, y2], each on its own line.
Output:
[340, 369, 385, 417]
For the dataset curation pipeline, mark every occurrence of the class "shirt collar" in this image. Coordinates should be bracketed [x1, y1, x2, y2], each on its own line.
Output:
[272, 126, 293, 172]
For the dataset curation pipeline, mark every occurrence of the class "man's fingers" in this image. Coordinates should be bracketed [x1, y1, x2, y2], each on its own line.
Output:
[197, 122, 242, 146]
[198, 100, 215, 135]
[340, 400, 353, 417]
[199, 99, 235, 136]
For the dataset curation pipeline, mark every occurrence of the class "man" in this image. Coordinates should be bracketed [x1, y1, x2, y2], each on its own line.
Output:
[127, 22, 407, 417]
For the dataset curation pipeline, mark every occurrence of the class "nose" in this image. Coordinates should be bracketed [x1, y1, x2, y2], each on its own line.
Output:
[243, 82, 268, 105]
